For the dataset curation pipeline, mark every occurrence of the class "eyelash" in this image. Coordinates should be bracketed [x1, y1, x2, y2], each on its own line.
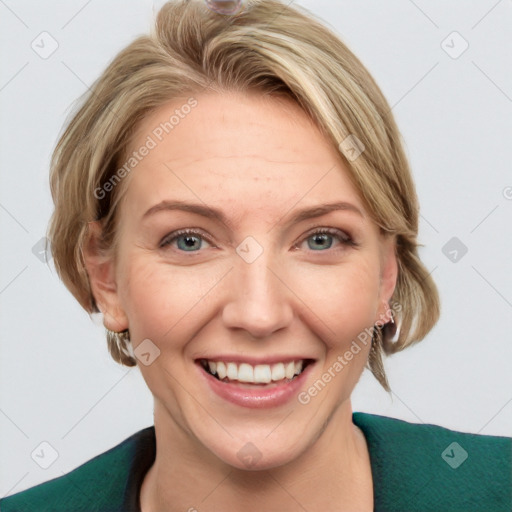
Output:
[159, 228, 214, 249]
[159, 227, 357, 253]
[295, 227, 357, 251]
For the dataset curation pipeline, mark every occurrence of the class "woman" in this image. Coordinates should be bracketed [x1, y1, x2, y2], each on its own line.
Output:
[1, 1, 510, 510]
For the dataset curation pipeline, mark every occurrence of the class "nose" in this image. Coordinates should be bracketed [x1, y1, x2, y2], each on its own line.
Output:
[222, 252, 294, 338]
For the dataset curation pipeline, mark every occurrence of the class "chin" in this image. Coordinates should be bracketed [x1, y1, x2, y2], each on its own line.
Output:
[197, 427, 310, 472]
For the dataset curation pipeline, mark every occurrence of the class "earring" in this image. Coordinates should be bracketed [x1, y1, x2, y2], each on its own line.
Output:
[368, 326, 391, 392]
[383, 309, 397, 339]
[105, 328, 137, 367]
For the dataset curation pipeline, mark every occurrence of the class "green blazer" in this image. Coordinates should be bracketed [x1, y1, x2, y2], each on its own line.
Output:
[1, 412, 510, 511]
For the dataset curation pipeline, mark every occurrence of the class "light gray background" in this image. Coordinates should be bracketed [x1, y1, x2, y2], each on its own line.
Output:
[1, 0, 511, 496]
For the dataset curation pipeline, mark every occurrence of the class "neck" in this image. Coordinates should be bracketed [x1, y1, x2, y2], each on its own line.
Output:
[140, 400, 373, 512]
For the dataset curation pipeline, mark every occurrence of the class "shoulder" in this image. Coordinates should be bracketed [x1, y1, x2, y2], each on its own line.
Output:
[353, 412, 512, 511]
[0, 426, 155, 512]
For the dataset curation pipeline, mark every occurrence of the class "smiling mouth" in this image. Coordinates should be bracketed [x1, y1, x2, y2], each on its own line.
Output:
[198, 358, 314, 385]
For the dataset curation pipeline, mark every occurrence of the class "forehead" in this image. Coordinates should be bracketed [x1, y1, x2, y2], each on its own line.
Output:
[121, 91, 364, 219]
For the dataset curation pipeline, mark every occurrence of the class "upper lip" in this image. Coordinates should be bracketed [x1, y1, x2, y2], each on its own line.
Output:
[195, 356, 316, 365]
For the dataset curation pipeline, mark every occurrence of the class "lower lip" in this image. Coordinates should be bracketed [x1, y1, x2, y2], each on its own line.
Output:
[197, 362, 313, 409]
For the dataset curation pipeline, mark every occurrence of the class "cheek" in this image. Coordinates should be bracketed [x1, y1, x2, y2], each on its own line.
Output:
[117, 245, 382, 354]
[117, 255, 225, 345]
[291, 257, 381, 348]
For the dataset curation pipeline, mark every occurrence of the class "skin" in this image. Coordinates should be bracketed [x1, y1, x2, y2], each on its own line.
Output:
[84, 90, 397, 511]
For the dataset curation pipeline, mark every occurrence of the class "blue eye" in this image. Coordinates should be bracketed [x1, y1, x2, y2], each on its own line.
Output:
[176, 234, 203, 251]
[160, 230, 212, 252]
[307, 233, 334, 250]
[300, 228, 355, 252]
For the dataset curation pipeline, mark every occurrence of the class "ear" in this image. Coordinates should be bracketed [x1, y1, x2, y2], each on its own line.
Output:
[376, 236, 398, 323]
[82, 221, 128, 332]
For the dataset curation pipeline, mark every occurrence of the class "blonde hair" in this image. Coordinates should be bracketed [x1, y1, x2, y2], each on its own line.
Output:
[48, 0, 439, 391]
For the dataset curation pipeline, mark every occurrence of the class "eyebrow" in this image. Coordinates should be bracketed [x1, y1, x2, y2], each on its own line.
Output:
[286, 201, 364, 223]
[142, 200, 364, 226]
[143, 200, 230, 225]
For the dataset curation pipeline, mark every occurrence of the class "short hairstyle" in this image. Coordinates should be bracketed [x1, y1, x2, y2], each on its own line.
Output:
[48, 0, 440, 391]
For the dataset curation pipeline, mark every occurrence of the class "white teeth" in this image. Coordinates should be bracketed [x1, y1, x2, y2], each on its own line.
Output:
[238, 363, 254, 383]
[271, 363, 285, 381]
[254, 365, 272, 384]
[216, 361, 227, 380]
[203, 359, 307, 384]
[285, 361, 295, 380]
[226, 362, 238, 380]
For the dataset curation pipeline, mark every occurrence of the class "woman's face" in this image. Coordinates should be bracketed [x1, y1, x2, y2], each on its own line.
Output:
[97, 91, 397, 469]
